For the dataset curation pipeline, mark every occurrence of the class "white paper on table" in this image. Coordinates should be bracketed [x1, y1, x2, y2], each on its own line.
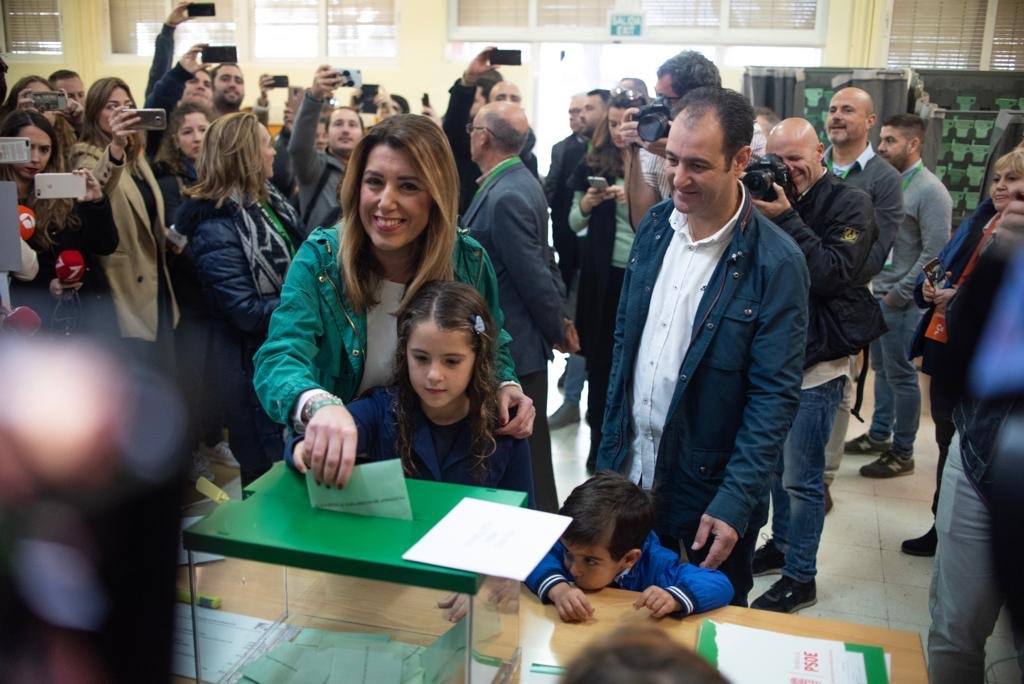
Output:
[712, 621, 886, 684]
[306, 459, 413, 520]
[177, 516, 225, 565]
[401, 497, 571, 581]
[171, 604, 282, 681]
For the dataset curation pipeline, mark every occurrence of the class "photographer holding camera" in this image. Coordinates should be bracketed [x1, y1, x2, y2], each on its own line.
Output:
[746, 118, 885, 613]
[619, 51, 767, 227]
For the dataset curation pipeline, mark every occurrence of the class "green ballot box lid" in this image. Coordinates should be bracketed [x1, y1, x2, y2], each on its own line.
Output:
[183, 462, 528, 594]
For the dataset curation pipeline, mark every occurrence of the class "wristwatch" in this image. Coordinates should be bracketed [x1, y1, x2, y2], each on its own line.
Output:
[301, 392, 343, 425]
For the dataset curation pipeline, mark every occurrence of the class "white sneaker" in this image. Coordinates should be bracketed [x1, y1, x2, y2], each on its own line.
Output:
[207, 440, 239, 468]
[188, 450, 214, 483]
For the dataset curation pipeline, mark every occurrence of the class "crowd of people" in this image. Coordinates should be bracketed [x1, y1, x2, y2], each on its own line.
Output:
[3, 3, 1024, 680]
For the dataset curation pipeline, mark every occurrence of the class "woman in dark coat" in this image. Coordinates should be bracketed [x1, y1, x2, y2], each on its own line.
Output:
[175, 112, 304, 485]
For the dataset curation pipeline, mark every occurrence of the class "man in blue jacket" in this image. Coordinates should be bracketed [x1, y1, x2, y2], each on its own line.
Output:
[597, 87, 809, 605]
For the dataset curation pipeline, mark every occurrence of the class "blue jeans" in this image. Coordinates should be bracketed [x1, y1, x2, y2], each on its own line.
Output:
[563, 353, 586, 404]
[869, 298, 924, 455]
[771, 375, 845, 583]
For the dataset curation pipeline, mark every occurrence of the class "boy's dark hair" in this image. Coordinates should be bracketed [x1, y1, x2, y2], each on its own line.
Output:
[562, 625, 728, 684]
[657, 50, 721, 98]
[48, 69, 80, 84]
[586, 88, 611, 105]
[392, 281, 500, 476]
[676, 86, 754, 165]
[882, 112, 925, 142]
[559, 472, 652, 560]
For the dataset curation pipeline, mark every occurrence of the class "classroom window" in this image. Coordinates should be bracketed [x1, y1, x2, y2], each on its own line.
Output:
[108, 0, 236, 56]
[729, 0, 817, 30]
[3, 0, 62, 55]
[252, 0, 397, 59]
[887, 0, 1024, 70]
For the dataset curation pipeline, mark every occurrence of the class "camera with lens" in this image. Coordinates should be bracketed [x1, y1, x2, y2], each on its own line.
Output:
[636, 97, 672, 143]
[742, 153, 794, 202]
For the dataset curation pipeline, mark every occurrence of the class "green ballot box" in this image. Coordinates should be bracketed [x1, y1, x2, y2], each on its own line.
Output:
[180, 463, 527, 683]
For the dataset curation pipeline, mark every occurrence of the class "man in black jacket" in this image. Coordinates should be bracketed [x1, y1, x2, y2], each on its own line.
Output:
[442, 48, 539, 215]
[544, 92, 588, 290]
[748, 118, 885, 613]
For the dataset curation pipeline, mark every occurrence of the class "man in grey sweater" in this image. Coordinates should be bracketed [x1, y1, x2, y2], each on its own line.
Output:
[289, 65, 365, 233]
[820, 87, 904, 506]
[857, 114, 952, 484]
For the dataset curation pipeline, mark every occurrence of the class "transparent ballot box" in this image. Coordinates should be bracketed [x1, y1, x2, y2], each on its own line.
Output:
[178, 464, 524, 683]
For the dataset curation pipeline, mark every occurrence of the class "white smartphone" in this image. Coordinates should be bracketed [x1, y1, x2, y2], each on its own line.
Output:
[0, 138, 31, 164]
[587, 176, 609, 192]
[35, 173, 86, 199]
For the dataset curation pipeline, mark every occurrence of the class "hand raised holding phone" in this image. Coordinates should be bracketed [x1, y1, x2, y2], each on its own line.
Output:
[311, 64, 343, 100]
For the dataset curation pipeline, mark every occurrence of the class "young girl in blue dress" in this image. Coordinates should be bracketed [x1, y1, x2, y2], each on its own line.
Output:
[289, 280, 536, 506]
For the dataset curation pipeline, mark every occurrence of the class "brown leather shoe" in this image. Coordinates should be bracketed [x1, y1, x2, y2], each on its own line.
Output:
[824, 484, 833, 515]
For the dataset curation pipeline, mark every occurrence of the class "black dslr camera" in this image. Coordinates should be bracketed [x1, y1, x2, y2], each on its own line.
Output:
[637, 97, 673, 143]
[742, 153, 794, 202]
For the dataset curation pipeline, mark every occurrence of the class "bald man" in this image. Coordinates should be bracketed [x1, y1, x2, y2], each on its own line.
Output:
[821, 87, 905, 496]
[465, 102, 569, 513]
[747, 118, 885, 613]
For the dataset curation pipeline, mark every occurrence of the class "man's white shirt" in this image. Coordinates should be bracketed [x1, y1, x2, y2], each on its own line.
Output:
[627, 185, 747, 489]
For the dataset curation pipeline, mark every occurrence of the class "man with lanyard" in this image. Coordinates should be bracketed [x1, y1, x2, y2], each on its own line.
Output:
[464, 101, 570, 513]
[748, 118, 883, 612]
[864, 115, 952, 531]
[820, 87, 904, 510]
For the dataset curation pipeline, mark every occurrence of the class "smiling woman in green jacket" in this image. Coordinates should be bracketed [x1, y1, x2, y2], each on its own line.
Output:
[253, 114, 534, 488]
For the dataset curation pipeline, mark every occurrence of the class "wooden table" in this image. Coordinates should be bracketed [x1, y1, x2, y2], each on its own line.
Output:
[176, 560, 927, 683]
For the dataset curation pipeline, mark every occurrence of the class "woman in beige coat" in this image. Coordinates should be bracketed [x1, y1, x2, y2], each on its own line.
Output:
[70, 77, 178, 362]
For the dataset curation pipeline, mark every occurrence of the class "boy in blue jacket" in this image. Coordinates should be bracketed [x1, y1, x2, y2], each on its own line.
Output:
[525, 472, 734, 622]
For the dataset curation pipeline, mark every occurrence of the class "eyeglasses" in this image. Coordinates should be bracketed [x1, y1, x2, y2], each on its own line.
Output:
[465, 123, 492, 135]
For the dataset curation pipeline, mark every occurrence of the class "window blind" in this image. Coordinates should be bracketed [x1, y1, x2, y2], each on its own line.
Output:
[643, 0, 721, 28]
[3, 0, 61, 54]
[457, 0, 528, 27]
[253, 0, 319, 58]
[108, 0, 162, 55]
[175, 0, 236, 55]
[990, 0, 1024, 71]
[887, 0, 987, 69]
[327, 0, 397, 58]
[729, 0, 817, 30]
[537, 0, 616, 28]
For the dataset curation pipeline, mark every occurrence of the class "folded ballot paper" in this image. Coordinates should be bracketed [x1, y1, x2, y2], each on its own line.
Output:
[305, 459, 413, 520]
[402, 497, 572, 581]
[696, 620, 890, 684]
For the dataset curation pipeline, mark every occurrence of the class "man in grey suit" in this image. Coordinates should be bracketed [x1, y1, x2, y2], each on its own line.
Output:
[464, 101, 572, 512]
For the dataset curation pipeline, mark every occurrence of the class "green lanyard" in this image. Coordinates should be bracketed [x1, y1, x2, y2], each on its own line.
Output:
[826, 156, 854, 179]
[901, 161, 923, 190]
[260, 201, 296, 256]
[473, 157, 522, 201]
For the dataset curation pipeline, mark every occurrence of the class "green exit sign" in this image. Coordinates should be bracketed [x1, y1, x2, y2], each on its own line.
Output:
[610, 13, 643, 37]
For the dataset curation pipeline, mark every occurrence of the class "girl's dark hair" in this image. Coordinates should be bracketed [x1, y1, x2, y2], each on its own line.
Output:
[559, 472, 653, 560]
[392, 281, 499, 478]
[0, 109, 77, 249]
[81, 77, 144, 165]
[585, 103, 626, 179]
[154, 101, 213, 175]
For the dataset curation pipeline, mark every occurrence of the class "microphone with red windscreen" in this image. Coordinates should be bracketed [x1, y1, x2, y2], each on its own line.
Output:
[17, 205, 35, 241]
[55, 249, 85, 284]
[0, 306, 42, 335]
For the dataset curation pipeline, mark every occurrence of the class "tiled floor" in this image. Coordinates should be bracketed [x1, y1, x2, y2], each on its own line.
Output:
[545, 355, 1023, 683]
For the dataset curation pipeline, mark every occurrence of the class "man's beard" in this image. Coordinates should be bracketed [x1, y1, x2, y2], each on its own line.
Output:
[214, 92, 241, 112]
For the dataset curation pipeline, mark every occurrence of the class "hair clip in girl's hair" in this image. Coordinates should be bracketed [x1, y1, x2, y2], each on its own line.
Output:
[471, 315, 485, 335]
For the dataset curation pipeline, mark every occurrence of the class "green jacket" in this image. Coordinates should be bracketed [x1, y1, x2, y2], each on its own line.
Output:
[253, 226, 517, 426]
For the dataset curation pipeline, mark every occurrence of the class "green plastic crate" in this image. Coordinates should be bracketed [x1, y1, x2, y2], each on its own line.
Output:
[947, 168, 966, 185]
[951, 142, 969, 162]
[955, 95, 977, 110]
[935, 165, 947, 181]
[966, 165, 986, 186]
[964, 191, 980, 211]
[974, 120, 994, 139]
[948, 189, 964, 208]
[954, 120, 974, 139]
[805, 88, 824, 108]
[996, 97, 1018, 109]
[970, 144, 989, 163]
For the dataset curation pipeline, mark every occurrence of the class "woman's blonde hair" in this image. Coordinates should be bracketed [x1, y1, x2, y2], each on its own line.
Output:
[338, 114, 458, 313]
[80, 77, 144, 166]
[184, 111, 267, 207]
[993, 148, 1024, 180]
